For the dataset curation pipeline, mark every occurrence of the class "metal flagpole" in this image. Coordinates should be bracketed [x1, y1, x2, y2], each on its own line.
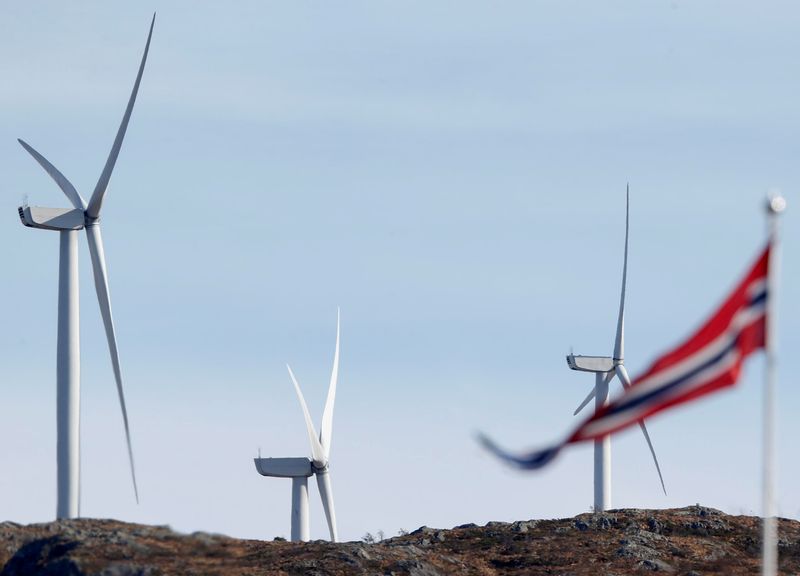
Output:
[762, 192, 785, 576]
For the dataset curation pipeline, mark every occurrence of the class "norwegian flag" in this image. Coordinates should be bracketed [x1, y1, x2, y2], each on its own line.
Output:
[480, 243, 770, 469]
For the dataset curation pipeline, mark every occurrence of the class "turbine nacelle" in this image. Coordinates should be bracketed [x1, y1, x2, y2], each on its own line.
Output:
[255, 457, 313, 478]
[18, 206, 85, 231]
[566, 354, 616, 373]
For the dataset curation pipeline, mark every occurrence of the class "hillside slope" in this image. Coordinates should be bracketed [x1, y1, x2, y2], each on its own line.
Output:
[0, 506, 797, 575]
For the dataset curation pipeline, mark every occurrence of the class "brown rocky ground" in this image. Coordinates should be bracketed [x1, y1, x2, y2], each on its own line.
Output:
[0, 505, 798, 575]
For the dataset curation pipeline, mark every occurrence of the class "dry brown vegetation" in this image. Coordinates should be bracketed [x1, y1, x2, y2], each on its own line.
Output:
[0, 505, 797, 575]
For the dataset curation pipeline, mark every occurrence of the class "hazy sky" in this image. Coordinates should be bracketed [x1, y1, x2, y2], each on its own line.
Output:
[1, 2, 798, 541]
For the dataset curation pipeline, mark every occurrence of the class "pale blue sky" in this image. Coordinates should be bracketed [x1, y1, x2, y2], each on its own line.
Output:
[0, 1, 798, 541]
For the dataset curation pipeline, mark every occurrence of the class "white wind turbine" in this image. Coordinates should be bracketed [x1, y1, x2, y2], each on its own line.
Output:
[255, 310, 340, 542]
[16, 15, 155, 519]
[566, 187, 666, 512]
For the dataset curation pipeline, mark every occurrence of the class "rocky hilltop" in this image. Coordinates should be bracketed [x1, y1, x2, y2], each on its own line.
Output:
[0, 506, 798, 575]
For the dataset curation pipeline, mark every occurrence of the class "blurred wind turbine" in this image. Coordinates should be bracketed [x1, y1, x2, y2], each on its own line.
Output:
[255, 310, 341, 542]
[16, 15, 155, 519]
[566, 187, 666, 512]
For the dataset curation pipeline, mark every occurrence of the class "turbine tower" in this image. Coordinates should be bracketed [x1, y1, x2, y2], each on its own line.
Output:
[255, 310, 341, 542]
[566, 187, 666, 512]
[16, 15, 155, 519]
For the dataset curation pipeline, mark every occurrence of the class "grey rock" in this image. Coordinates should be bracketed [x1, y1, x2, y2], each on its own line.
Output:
[638, 559, 675, 572]
[647, 517, 663, 534]
[353, 545, 372, 560]
[403, 544, 425, 557]
[387, 559, 443, 576]
[684, 517, 730, 536]
[616, 538, 663, 563]
[674, 504, 724, 517]
[574, 520, 589, 532]
[626, 530, 667, 546]
[617, 542, 649, 559]
[333, 551, 361, 568]
[0, 523, 21, 530]
[596, 515, 615, 530]
[511, 521, 529, 533]
[1, 537, 83, 575]
[189, 531, 227, 545]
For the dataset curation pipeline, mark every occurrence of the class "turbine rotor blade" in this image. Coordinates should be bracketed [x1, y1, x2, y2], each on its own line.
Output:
[637, 419, 667, 496]
[315, 470, 338, 542]
[319, 308, 340, 458]
[614, 363, 634, 392]
[18, 139, 86, 211]
[615, 364, 666, 495]
[286, 365, 326, 465]
[613, 185, 629, 361]
[85, 224, 138, 503]
[574, 387, 596, 416]
[87, 14, 155, 218]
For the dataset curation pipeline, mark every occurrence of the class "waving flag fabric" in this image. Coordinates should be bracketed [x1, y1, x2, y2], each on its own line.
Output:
[480, 244, 770, 469]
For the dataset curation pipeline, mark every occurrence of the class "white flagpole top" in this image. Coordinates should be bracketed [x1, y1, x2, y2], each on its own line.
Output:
[767, 192, 786, 214]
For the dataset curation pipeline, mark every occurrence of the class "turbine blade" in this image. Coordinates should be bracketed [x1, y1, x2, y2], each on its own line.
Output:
[615, 364, 666, 495]
[574, 387, 596, 416]
[613, 185, 629, 361]
[18, 139, 86, 211]
[87, 14, 155, 218]
[85, 224, 138, 503]
[637, 419, 667, 496]
[286, 365, 326, 465]
[319, 308, 340, 458]
[315, 471, 338, 542]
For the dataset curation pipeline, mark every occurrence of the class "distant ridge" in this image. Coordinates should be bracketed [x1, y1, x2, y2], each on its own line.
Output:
[0, 506, 797, 575]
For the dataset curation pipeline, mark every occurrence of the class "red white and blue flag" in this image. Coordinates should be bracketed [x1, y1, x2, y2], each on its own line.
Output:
[480, 243, 770, 469]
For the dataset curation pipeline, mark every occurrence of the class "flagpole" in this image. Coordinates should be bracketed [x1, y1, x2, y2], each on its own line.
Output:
[762, 192, 785, 576]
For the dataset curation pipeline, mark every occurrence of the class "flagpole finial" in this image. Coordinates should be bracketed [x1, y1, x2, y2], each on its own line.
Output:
[766, 192, 786, 214]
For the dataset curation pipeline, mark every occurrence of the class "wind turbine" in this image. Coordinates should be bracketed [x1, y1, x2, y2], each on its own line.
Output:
[566, 186, 666, 512]
[16, 15, 155, 519]
[255, 310, 340, 542]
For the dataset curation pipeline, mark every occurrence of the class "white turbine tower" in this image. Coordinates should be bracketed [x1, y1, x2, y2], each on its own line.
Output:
[16, 15, 155, 519]
[566, 187, 666, 512]
[255, 310, 340, 542]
